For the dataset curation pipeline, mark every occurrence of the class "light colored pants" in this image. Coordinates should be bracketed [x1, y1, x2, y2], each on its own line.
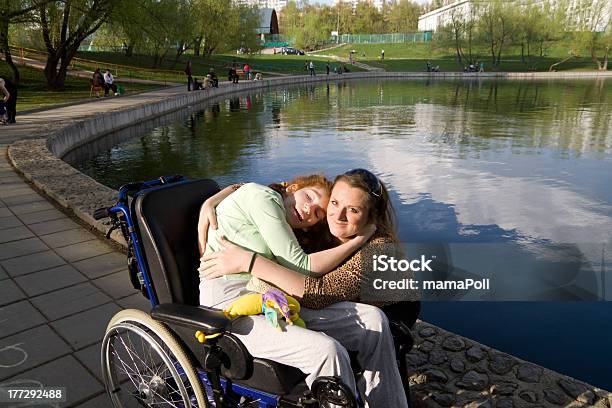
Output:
[199, 278, 409, 408]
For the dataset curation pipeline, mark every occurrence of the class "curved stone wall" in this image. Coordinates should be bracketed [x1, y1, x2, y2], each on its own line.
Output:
[8, 71, 612, 407]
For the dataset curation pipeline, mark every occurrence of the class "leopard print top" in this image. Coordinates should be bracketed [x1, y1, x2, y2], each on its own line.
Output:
[301, 233, 417, 309]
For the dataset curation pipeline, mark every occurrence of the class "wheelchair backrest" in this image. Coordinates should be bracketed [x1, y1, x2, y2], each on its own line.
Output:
[133, 179, 220, 305]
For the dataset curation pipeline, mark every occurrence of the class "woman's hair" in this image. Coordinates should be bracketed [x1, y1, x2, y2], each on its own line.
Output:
[269, 174, 335, 253]
[333, 170, 397, 242]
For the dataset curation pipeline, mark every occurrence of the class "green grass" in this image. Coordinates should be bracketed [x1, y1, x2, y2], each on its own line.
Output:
[313, 42, 606, 72]
[75, 51, 363, 79]
[0, 62, 162, 111]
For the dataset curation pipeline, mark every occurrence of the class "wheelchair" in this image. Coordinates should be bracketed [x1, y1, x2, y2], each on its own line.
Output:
[96, 176, 420, 407]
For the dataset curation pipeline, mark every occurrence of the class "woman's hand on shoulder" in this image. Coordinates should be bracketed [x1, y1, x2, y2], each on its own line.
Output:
[199, 236, 252, 279]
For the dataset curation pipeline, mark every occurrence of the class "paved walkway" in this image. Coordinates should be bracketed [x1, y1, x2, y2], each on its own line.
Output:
[0, 90, 191, 407]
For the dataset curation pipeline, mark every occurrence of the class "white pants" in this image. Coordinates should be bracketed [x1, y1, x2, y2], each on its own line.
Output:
[199, 278, 409, 408]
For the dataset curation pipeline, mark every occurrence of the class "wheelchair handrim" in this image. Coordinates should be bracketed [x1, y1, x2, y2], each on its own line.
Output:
[102, 322, 193, 407]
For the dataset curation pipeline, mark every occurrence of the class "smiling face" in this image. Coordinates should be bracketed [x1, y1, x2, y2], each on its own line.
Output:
[283, 185, 329, 229]
[326, 180, 371, 241]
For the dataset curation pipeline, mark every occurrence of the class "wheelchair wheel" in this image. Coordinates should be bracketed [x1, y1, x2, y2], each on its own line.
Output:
[102, 309, 207, 407]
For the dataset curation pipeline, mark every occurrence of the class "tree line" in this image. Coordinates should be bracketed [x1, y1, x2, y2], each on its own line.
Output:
[2, 0, 261, 89]
[279, 0, 423, 50]
[434, 0, 610, 71]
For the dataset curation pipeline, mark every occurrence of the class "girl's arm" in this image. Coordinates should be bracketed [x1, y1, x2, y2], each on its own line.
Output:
[307, 225, 375, 276]
[197, 183, 243, 255]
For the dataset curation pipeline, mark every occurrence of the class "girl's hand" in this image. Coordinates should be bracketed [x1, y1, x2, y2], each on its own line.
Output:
[199, 236, 253, 280]
[355, 223, 377, 245]
[197, 200, 219, 255]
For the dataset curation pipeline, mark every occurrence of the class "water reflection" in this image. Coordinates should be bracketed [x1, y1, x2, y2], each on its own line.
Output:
[71, 79, 612, 388]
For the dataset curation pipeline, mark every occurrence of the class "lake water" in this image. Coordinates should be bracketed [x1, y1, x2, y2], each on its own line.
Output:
[71, 79, 612, 389]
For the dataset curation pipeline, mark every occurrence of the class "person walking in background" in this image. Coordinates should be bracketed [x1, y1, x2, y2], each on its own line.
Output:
[381, 49, 385, 60]
[479, 61, 485, 72]
[309, 60, 315, 76]
[243, 63, 251, 80]
[326, 62, 330, 75]
[103, 69, 118, 96]
[0, 77, 17, 124]
[184, 60, 193, 91]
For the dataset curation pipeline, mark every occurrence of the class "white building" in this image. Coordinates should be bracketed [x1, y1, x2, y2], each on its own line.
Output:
[235, 0, 287, 11]
[418, 0, 611, 32]
[333, 0, 390, 13]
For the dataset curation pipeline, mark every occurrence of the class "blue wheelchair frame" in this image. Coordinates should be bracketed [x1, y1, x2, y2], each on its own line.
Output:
[99, 176, 360, 408]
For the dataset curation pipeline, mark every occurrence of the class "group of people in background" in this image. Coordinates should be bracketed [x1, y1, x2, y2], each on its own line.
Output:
[0, 76, 17, 125]
[185, 60, 264, 91]
[185, 61, 220, 90]
[92, 68, 119, 97]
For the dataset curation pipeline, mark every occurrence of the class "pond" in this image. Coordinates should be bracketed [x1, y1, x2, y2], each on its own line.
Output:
[69, 78, 612, 389]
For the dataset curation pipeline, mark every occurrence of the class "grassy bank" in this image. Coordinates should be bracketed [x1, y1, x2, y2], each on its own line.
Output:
[313, 42, 605, 72]
[74, 51, 362, 80]
[0, 63, 162, 111]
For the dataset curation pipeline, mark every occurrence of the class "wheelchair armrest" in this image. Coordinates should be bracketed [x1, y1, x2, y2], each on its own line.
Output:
[151, 303, 231, 334]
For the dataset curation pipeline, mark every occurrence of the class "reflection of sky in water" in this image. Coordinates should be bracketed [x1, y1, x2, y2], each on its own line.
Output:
[74, 79, 612, 389]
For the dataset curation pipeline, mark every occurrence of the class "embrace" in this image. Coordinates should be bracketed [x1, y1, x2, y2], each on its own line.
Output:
[197, 169, 419, 407]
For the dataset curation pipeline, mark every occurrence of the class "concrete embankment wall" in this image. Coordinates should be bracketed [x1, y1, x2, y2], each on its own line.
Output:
[8, 71, 612, 408]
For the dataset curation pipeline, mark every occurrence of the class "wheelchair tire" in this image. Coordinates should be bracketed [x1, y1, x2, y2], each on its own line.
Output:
[102, 309, 208, 408]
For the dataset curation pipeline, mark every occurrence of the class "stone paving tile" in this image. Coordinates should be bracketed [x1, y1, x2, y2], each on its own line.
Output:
[15, 264, 87, 297]
[0, 300, 46, 339]
[55, 240, 115, 263]
[0, 207, 12, 217]
[8, 200, 55, 215]
[0, 215, 23, 230]
[0, 225, 35, 244]
[0, 325, 71, 381]
[30, 282, 112, 321]
[28, 217, 79, 236]
[9, 355, 103, 406]
[0, 185, 36, 199]
[0, 170, 18, 179]
[40, 229, 97, 249]
[0, 237, 49, 261]
[51, 303, 121, 349]
[16, 208, 66, 224]
[93, 270, 138, 300]
[0, 192, 45, 206]
[74, 392, 111, 408]
[74, 342, 103, 382]
[1, 250, 66, 277]
[116, 292, 151, 312]
[72, 252, 126, 279]
[0, 279, 26, 306]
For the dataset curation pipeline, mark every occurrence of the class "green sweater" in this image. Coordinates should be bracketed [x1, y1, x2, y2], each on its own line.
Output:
[202, 183, 311, 280]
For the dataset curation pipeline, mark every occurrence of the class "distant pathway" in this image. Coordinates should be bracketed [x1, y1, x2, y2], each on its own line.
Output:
[310, 52, 384, 72]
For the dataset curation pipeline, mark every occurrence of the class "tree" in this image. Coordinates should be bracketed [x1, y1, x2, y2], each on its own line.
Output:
[37, 0, 118, 89]
[353, 3, 384, 34]
[0, 0, 51, 83]
[478, 0, 517, 67]
[384, 0, 421, 33]
[571, 0, 611, 70]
